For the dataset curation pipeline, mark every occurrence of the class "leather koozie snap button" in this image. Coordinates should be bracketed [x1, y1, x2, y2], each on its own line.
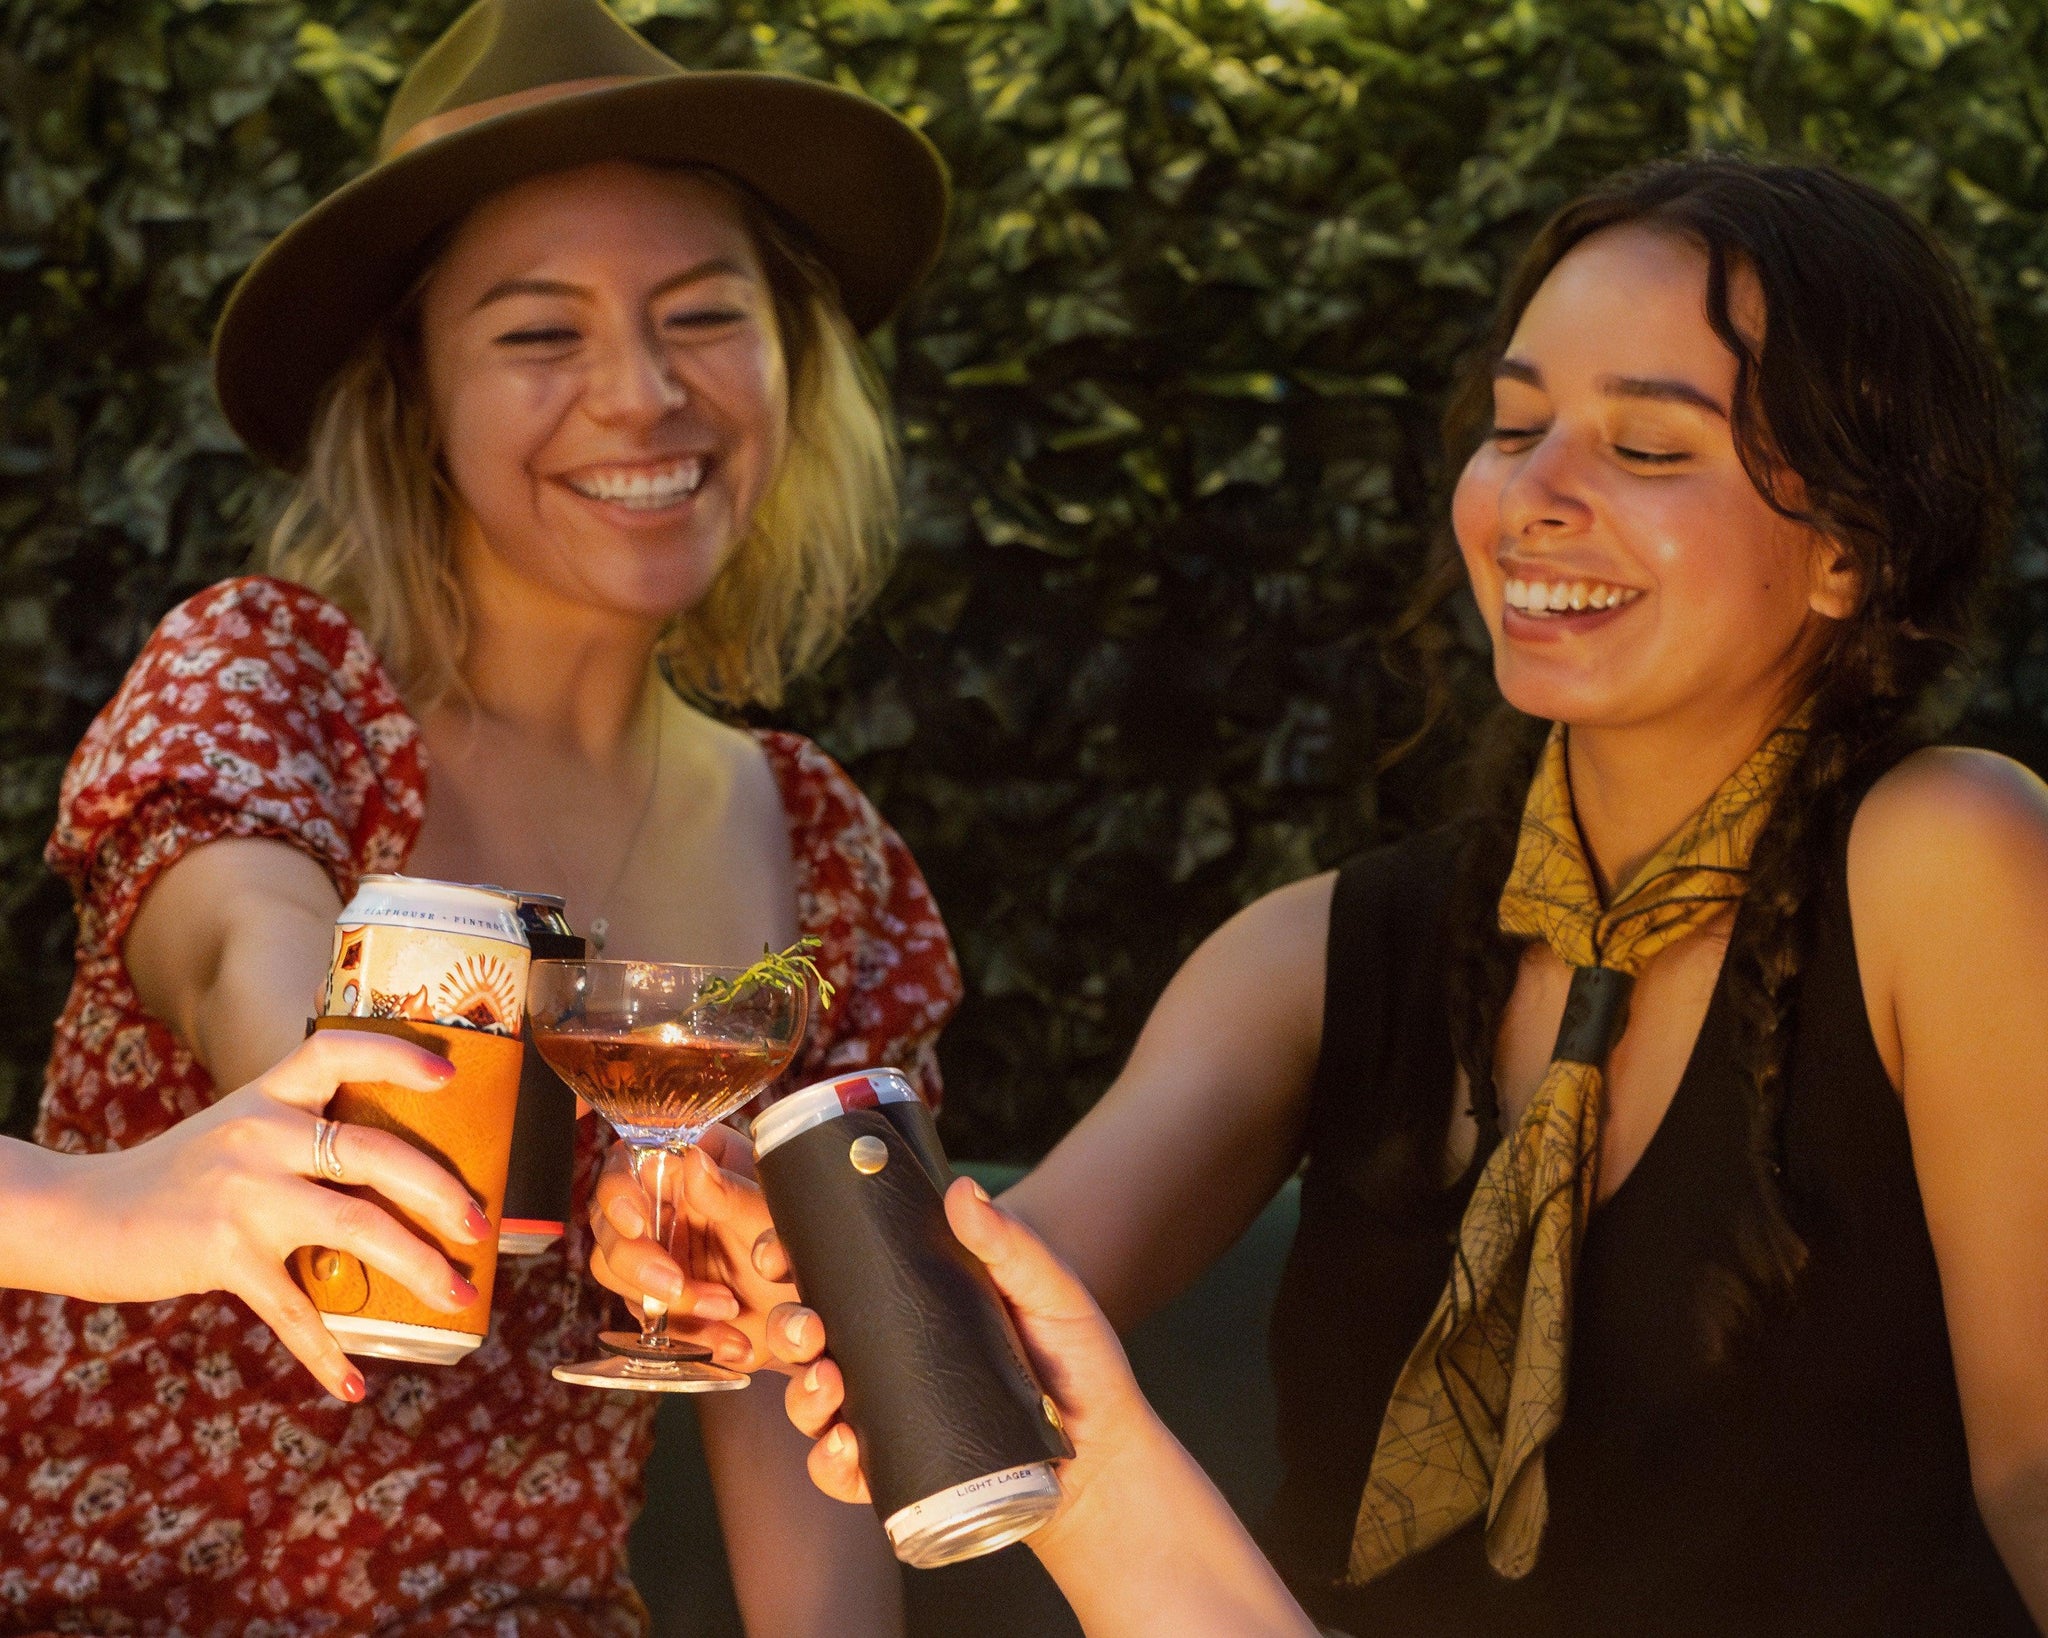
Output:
[849, 1135, 889, 1174]
[306, 1247, 371, 1313]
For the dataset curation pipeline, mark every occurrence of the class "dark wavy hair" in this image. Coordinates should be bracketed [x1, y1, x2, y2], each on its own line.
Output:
[1415, 154, 2015, 1350]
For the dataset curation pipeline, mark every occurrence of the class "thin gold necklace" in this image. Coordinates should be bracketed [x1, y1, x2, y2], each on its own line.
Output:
[542, 695, 662, 953]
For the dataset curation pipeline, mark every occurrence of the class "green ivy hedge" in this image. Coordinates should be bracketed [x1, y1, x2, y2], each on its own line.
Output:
[4, 0, 2045, 1153]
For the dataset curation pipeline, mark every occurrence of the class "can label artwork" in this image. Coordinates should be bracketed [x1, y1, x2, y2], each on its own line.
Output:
[325, 876, 530, 1037]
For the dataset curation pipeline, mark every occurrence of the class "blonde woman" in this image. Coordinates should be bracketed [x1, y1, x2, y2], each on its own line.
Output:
[0, 0, 958, 1631]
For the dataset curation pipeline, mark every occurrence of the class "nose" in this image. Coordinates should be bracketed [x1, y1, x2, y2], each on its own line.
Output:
[1496, 428, 1594, 542]
[583, 325, 687, 428]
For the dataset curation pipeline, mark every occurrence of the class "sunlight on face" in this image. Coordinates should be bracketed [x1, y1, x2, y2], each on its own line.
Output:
[1452, 224, 1852, 734]
[420, 161, 790, 629]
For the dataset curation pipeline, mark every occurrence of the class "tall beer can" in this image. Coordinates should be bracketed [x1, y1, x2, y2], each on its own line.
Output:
[323, 874, 531, 1035]
[753, 1070, 1071, 1569]
[501, 892, 583, 1256]
[304, 875, 530, 1364]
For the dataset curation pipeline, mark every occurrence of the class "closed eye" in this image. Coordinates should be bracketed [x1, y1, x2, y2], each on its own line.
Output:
[1490, 425, 1543, 445]
[497, 327, 578, 346]
[1615, 445, 1689, 465]
[664, 309, 745, 332]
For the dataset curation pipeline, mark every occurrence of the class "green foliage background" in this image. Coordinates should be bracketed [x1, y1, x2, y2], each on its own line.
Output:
[3, 0, 2045, 1154]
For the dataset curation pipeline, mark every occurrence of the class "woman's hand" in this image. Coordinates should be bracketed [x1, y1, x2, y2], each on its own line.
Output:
[769, 1177, 1319, 1638]
[587, 1123, 793, 1371]
[770, 1175, 1159, 1533]
[3, 1029, 489, 1404]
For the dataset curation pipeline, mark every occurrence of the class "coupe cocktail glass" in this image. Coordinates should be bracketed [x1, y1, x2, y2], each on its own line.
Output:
[527, 959, 808, 1392]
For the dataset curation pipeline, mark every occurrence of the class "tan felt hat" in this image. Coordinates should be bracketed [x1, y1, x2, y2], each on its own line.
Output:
[213, 0, 949, 470]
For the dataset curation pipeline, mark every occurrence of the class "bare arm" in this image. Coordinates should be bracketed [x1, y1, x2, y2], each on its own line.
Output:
[775, 1179, 1316, 1638]
[588, 874, 1331, 1346]
[1002, 872, 1333, 1329]
[700, 1381, 905, 1636]
[1852, 748, 2048, 1627]
[126, 835, 342, 1089]
[0, 1032, 483, 1400]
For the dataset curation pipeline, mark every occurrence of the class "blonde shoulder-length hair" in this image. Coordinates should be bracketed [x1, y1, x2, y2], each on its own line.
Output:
[259, 171, 900, 713]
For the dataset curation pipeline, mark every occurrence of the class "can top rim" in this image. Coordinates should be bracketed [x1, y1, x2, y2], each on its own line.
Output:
[486, 884, 568, 910]
[752, 1068, 919, 1158]
[357, 873, 524, 908]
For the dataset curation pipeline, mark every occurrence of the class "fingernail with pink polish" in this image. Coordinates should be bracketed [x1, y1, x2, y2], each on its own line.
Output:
[342, 1370, 366, 1403]
[463, 1202, 491, 1241]
[450, 1274, 479, 1307]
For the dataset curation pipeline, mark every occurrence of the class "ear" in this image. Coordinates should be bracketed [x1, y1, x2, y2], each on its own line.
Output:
[1806, 533, 1860, 622]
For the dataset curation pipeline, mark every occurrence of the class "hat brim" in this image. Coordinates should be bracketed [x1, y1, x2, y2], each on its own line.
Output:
[213, 73, 948, 471]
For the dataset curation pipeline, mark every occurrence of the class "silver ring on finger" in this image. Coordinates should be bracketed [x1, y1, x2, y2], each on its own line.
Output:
[313, 1118, 346, 1184]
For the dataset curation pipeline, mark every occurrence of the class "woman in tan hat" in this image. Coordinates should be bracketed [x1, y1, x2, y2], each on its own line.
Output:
[0, 0, 957, 1630]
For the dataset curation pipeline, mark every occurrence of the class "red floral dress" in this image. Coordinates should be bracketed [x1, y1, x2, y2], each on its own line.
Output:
[0, 577, 961, 1636]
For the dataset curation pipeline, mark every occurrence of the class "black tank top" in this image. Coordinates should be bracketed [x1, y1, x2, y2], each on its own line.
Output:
[1263, 818, 2032, 1637]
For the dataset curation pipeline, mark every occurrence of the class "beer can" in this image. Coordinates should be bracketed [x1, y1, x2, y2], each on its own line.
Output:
[509, 891, 576, 947]
[502, 891, 583, 1257]
[753, 1071, 1070, 1569]
[324, 875, 530, 1036]
[303, 875, 531, 1364]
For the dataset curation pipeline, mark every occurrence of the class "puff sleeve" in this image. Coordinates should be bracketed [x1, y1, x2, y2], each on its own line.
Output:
[46, 575, 425, 961]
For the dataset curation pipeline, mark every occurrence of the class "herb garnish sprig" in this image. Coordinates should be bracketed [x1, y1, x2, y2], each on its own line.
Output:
[699, 936, 836, 1012]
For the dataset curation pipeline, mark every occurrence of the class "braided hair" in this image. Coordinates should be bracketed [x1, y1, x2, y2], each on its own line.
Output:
[1413, 156, 2015, 1347]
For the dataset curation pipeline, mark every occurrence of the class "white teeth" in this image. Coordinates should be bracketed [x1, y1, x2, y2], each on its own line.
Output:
[569, 458, 705, 508]
[1503, 576, 1639, 615]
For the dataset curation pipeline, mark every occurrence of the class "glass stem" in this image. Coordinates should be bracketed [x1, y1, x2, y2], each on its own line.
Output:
[632, 1144, 690, 1350]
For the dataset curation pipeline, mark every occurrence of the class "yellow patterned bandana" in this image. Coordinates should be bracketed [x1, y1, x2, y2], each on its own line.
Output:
[1346, 710, 1809, 1585]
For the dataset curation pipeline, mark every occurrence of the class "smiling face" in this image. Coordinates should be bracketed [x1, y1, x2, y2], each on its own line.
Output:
[419, 161, 789, 629]
[1453, 223, 1856, 736]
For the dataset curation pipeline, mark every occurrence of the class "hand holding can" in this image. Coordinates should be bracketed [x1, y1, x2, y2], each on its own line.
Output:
[298, 875, 530, 1364]
[752, 1070, 1073, 1568]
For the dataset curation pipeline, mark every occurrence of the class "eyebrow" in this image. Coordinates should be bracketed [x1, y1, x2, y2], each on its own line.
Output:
[472, 258, 751, 313]
[1493, 357, 1728, 419]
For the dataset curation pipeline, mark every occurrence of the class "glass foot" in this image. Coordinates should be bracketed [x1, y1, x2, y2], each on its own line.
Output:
[552, 1355, 750, 1393]
[599, 1330, 712, 1363]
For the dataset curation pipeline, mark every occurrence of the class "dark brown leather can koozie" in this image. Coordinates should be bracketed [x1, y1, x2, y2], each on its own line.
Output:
[501, 901, 584, 1256]
[753, 1070, 1072, 1568]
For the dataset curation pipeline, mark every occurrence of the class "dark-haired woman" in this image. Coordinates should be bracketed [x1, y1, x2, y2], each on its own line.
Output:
[610, 154, 2048, 1634]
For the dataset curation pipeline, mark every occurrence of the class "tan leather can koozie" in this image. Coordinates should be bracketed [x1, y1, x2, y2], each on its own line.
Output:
[293, 1017, 522, 1365]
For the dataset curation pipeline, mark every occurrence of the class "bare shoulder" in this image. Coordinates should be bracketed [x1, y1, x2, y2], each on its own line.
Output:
[1848, 746, 2048, 1004]
[1198, 870, 1337, 985]
[1850, 746, 2048, 885]
[1160, 870, 1336, 1060]
[674, 704, 783, 817]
